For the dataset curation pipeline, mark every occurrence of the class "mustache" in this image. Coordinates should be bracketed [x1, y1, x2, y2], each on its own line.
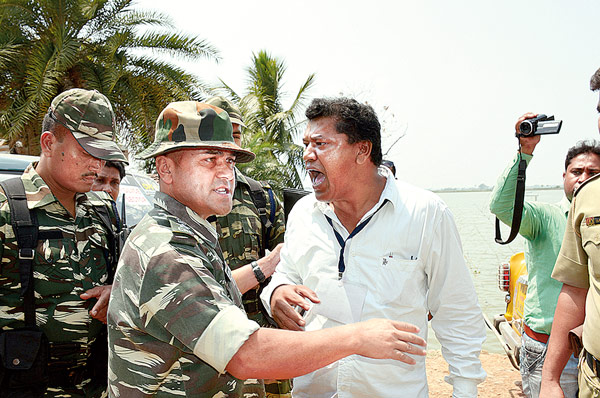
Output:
[82, 172, 97, 178]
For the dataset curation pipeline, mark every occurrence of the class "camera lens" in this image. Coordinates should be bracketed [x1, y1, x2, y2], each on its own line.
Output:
[519, 121, 533, 136]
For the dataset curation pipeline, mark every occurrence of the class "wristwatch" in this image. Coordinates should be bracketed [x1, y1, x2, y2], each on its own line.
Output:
[251, 261, 266, 283]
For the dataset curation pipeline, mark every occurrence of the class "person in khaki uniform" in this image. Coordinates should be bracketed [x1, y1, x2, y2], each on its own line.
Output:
[540, 67, 600, 398]
[205, 96, 291, 398]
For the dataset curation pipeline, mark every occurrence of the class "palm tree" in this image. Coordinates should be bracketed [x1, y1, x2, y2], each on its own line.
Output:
[0, 0, 218, 155]
[218, 50, 315, 190]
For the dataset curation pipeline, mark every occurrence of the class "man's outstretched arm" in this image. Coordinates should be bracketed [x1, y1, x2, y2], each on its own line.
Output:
[226, 318, 427, 380]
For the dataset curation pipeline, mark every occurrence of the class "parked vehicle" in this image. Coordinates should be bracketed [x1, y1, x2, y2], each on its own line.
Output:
[484, 252, 528, 370]
[0, 154, 40, 180]
[115, 172, 158, 227]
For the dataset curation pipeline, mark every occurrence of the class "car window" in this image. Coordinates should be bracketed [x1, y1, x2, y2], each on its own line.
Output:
[116, 173, 158, 227]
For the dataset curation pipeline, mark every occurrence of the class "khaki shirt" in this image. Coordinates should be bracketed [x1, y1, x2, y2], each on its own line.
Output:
[552, 173, 600, 358]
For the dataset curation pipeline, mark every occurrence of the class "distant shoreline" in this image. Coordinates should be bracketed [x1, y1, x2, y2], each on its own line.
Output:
[433, 186, 561, 193]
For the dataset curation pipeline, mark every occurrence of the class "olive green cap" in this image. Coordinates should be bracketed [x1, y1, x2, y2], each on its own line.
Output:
[50, 88, 127, 163]
[205, 96, 246, 128]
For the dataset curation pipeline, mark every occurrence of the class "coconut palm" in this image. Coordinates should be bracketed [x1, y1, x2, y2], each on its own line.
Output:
[218, 50, 315, 190]
[0, 0, 218, 155]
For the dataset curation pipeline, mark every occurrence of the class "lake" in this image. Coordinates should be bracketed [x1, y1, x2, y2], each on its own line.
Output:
[428, 189, 565, 353]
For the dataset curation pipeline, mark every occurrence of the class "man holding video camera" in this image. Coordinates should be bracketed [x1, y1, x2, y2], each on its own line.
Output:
[490, 112, 600, 398]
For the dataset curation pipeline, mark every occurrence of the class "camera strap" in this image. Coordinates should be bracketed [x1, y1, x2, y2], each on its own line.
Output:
[494, 154, 527, 245]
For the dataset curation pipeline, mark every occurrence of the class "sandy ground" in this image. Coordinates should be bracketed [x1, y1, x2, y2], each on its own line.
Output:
[427, 350, 525, 398]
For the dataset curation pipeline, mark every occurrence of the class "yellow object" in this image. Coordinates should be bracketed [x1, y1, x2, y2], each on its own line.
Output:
[504, 252, 527, 322]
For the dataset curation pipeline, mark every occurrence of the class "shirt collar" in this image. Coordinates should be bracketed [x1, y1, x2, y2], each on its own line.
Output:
[153, 191, 219, 246]
[315, 166, 398, 223]
[559, 196, 571, 215]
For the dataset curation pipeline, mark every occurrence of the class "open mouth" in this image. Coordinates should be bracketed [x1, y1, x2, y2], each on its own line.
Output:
[308, 169, 326, 187]
[214, 187, 231, 195]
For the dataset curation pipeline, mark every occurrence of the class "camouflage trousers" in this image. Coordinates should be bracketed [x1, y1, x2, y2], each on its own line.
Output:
[241, 378, 292, 398]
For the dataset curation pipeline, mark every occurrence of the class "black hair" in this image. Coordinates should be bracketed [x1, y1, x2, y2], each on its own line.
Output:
[590, 68, 600, 113]
[106, 160, 126, 180]
[305, 97, 383, 166]
[42, 107, 66, 138]
[565, 140, 600, 170]
[590, 68, 600, 91]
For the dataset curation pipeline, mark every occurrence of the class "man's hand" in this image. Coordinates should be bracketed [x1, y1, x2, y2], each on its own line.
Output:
[352, 319, 427, 364]
[515, 112, 541, 155]
[80, 285, 112, 324]
[257, 243, 283, 279]
[539, 380, 565, 398]
[271, 284, 320, 331]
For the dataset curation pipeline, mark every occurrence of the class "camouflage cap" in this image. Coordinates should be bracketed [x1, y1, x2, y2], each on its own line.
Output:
[50, 88, 128, 163]
[205, 96, 246, 127]
[138, 101, 255, 162]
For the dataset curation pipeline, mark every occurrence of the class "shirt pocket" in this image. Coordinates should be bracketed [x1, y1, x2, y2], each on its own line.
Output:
[369, 258, 420, 306]
[34, 239, 74, 296]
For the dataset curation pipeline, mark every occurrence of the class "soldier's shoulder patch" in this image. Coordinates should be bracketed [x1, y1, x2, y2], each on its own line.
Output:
[168, 218, 200, 246]
[585, 216, 600, 226]
[574, 173, 600, 197]
[170, 230, 199, 246]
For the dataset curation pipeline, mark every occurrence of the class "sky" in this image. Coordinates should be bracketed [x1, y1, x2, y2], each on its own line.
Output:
[140, 0, 600, 190]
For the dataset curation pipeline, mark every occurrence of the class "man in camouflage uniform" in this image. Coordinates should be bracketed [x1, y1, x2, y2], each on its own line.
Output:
[0, 88, 127, 397]
[205, 96, 289, 398]
[107, 100, 426, 397]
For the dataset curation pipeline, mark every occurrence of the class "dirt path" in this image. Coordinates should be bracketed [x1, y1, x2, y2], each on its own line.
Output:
[427, 350, 525, 397]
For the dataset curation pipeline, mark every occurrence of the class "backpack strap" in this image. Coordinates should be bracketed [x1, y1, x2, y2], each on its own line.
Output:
[246, 177, 272, 257]
[0, 178, 38, 327]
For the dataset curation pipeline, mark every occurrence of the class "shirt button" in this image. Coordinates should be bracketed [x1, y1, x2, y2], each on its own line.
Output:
[12, 358, 20, 366]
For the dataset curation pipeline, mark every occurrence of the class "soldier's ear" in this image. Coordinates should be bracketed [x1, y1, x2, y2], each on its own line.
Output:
[156, 156, 174, 184]
[39, 131, 56, 156]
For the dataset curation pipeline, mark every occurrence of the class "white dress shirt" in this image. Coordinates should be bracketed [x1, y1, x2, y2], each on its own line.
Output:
[261, 168, 486, 398]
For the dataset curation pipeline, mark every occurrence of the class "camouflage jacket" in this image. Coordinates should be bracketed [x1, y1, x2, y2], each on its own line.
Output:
[213, 171, 285, 269]
[212, 171, 285, 321]
[108, 192, 260, 398]
[0, 163, 119, 397]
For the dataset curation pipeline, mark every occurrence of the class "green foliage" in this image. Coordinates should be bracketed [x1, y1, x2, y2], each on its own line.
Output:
[0, 0, 218, 155]
[218, 50, 315, 191]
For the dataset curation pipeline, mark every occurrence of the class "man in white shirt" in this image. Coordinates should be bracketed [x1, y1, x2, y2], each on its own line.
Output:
[261, 97, 486, 398]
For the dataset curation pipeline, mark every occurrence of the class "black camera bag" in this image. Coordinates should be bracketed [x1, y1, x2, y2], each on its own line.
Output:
[0, 179, 49, 397]
[0, 326, 49, 395]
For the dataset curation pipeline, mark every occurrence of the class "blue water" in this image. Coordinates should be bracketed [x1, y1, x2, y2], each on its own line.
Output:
[427, 189, 564, 354]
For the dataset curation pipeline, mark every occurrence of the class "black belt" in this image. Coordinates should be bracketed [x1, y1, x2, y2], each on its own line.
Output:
[585, 349, 600, 376]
